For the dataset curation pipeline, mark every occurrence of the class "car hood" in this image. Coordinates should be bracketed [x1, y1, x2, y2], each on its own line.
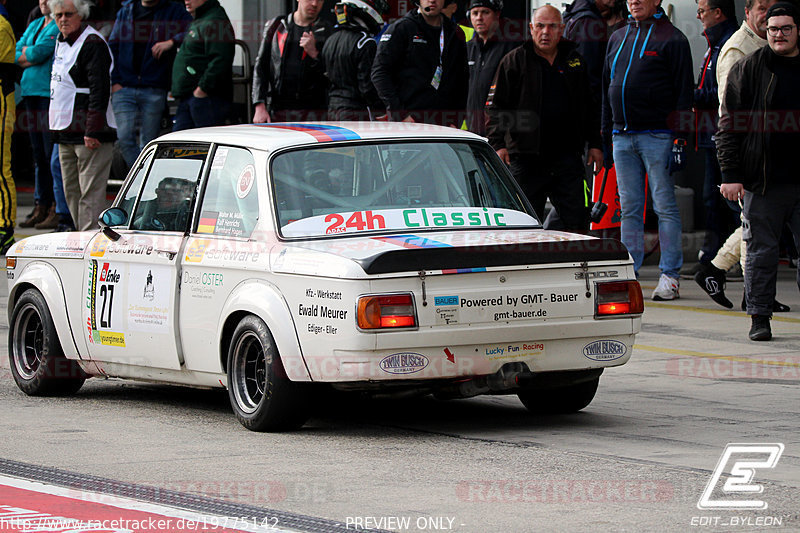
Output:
[271, 230, 629, 277]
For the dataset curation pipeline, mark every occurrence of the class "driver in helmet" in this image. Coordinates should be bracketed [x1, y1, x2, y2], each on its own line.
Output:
[323, 0, 389, 120]
[133, 177, 193, 231]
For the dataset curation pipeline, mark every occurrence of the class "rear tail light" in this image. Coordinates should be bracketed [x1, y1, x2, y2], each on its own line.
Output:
[595, 281, 643, 317]
[357, 293, 417, 330]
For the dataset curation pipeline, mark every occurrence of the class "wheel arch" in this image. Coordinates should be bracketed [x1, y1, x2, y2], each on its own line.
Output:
[217, 280, 311, 382]
[9, 262, 83, 361]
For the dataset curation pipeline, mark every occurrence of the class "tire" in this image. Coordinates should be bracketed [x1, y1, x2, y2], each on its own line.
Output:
[9, 289, 86, 396]
[226, 315, 310, 431]
[517, 377, 599, 414]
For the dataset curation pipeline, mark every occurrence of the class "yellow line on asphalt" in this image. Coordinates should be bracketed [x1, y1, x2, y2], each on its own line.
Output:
[645, 301, 800, 323]
[634, 344, 800, 367]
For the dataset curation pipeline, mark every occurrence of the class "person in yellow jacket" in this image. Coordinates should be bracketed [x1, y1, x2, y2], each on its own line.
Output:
[0, 0, 16, 254]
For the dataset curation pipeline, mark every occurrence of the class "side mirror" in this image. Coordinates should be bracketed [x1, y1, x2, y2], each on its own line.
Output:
[98, 207, 127, 242]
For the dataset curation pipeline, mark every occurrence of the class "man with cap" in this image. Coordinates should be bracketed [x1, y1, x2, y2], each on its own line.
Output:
[465, 0, 519, 135]
[716, 2, 800, 341]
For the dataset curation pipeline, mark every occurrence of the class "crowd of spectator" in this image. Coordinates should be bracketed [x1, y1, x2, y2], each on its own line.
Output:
[0, 0, 798, 340]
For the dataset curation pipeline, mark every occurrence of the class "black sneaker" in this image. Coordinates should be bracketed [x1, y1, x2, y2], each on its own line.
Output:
[741, 294, 791, 313]
[0, 227, 14, 255]
[694, 263, 733, 308]
[749, 315, 772, 341]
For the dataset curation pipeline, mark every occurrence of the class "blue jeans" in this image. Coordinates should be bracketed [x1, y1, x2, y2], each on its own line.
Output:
[50, 144, 70, 218]
[111, 86, 167, 168]
[613, 132, 683, 277]
[172, 95, 230, 132]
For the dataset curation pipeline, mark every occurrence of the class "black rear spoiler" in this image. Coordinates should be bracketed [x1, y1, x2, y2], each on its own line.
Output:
[355, 238, 629, 274]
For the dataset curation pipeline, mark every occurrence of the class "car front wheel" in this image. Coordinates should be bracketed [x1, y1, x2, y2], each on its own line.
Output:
[226, 315, 310, 431]
[517, 377, 599, 414]
[9, 289, 86, 396]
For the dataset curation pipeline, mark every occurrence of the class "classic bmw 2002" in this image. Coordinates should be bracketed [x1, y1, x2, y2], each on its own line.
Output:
[7, 123, 642, 431]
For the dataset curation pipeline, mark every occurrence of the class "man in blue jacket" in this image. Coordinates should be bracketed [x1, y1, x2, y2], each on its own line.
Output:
[602, 0, 694, 300]
[109, 0, 191, 169]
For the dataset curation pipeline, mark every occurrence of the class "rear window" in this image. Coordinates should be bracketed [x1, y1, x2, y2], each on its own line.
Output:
[271, 141, 539, 238]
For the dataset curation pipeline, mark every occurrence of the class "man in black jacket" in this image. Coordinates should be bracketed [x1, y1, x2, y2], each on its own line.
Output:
[466, 0, 519, 135]
[486, 5, 602, 231]
[717, 2, 800, 341]
[693, 0, 739, 268]
[323, 0, 387, 120]
[252, 0, 332, 123]
[563, 0, 626, 100]
[602, 0, 693, 299]
[371, 0, 468, 126]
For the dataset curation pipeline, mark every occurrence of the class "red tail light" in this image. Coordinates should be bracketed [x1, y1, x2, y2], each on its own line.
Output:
[357, 293, 417, 330]
[595, 281, 643, 317]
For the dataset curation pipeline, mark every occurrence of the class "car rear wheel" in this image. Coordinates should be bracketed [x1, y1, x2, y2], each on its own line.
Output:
[517, 377, 599, 414]
[9, 289, 86, 396]
[227, 315, 310, 431]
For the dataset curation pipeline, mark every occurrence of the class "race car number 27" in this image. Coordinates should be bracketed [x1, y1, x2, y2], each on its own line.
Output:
[325, 211, 386, 234]
[98, 284, 114, 328]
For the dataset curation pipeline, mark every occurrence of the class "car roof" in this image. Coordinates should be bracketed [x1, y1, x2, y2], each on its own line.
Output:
[154, 122, 484, 152]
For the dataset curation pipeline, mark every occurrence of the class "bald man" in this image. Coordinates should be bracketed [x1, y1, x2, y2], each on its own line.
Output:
[486, 5, 601, 231]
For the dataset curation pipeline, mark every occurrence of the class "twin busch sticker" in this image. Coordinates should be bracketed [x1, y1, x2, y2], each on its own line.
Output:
[379, 352, 429, 374]
[583, 340, 627, 361]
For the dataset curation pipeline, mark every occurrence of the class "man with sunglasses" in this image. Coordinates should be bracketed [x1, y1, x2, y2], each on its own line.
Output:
[716, 2, 800, 341]
[692, 0, 738, 273]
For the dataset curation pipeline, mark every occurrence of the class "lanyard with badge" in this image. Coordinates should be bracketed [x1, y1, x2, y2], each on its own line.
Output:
[431, 27, 444, 90]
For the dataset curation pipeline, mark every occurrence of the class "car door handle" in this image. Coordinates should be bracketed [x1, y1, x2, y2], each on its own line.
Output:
[154, 249, 177, 260]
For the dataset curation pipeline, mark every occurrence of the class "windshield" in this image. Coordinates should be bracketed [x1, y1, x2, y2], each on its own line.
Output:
[271, 141, 540, 238]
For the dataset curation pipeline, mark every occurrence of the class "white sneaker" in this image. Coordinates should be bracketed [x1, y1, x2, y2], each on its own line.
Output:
[652, 274, 680, 301]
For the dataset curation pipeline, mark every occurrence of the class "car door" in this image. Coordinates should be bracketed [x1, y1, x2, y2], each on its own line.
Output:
[83, 144, 210, 370]
[178, 145, 261, 373]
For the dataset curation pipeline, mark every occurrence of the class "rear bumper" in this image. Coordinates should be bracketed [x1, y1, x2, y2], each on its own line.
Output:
[300, 317, 638, 382]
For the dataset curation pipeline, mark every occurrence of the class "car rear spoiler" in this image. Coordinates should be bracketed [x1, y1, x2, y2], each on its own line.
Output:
[356, 238, 629, 274]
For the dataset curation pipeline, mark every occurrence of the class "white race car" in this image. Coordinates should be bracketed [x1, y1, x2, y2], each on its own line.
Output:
[6, 123, 642, 431]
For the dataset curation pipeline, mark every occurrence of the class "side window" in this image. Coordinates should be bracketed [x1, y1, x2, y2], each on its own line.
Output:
[130, 145, 209, 232]
[196, 146, 258, 239]
[116, 149, 155, 225]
